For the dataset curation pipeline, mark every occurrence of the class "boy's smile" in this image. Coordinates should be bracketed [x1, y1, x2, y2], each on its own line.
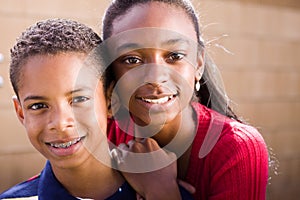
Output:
[45, 136, 86, 157]
[14, 53, 107, 169]
[46, 136, 85, 149]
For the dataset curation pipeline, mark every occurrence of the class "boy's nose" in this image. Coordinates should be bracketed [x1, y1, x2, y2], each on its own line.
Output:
[48, 105, 75, 132]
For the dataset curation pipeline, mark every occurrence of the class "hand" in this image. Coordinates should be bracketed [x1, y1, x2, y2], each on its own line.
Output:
[113, 138, 181, 200]
[177, 179, 196, 194]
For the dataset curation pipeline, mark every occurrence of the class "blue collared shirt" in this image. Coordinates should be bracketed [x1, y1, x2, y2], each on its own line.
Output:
[1, 161, 194, 200]
[0, 161, 136, 200]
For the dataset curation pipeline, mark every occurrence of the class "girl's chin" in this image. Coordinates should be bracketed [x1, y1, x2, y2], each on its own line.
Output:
[133, 111, 179, 127]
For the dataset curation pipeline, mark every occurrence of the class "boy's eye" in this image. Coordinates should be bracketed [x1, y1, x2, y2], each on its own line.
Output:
[29, 103, 47, 110]
[72, 96, 90, 104]
[123, 56, 142, 65]
[166, 52, 185, 63]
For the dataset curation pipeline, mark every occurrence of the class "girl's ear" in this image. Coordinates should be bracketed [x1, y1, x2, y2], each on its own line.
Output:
[195, 51, 205, 82]
[12, 95, 25, 125]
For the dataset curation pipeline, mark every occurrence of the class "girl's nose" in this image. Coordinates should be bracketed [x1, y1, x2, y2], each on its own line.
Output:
[143, 53, 169, 85]
[143, 63, 169, 86]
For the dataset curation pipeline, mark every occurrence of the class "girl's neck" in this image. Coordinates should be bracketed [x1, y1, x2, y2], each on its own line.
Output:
[148, 105, 197, 148]
[52, 156, 124, 200]
[141, 104, 197, 179]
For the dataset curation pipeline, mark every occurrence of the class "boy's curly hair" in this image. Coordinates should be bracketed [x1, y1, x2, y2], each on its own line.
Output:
[10, 18, 101, 96]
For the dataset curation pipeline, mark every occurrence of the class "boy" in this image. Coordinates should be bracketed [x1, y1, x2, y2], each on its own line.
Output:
[0, 18, 136, 199]
[0, 18, 193, 200]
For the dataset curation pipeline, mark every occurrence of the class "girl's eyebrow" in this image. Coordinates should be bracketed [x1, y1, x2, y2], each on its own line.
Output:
[116, 38, 191, 53]
[162, 38, 191, 47]
[116, 43, 142, 54]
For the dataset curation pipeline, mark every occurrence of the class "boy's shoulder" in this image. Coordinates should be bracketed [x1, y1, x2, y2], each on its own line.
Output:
[0, 174, 40, 199]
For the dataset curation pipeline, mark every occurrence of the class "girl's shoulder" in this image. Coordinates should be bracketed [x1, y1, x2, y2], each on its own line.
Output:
[192, 102, 267, 158]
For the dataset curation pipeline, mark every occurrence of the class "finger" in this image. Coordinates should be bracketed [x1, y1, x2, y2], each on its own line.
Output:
[177, 179, 196, 194]
[117, 143, 130, 163]
[165, 150, 177, 161]
[127, 139, 135, 148]
[136, 193, 144, 200]
[109, 148, 119, 160]
[127, 140, 146, 153]
[118, 143, 129, 151]
[117, 143, 132, 165]
[134, 138, 161, 152]
[109, 147, 123, 165]
[144, 138, 160, 151]
[135, 137, 146, 143]
[130, 141, 146, 153]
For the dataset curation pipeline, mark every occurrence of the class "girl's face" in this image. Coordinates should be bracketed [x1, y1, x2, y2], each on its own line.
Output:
[14, 53, 108, 170]
[109, 2, 203, 127]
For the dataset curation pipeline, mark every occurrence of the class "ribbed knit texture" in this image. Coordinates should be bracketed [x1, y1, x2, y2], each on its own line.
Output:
[108, 103, 269, 200]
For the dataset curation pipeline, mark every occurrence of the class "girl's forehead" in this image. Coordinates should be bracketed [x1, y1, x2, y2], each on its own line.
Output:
[104, 27, 198, 57]
[111, 2, 196, 40]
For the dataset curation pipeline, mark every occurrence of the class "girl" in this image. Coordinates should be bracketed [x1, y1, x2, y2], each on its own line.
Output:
[102, 0, 269, 199]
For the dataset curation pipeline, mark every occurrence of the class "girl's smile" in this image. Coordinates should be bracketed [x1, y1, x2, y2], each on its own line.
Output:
[134, 91, 178, 113]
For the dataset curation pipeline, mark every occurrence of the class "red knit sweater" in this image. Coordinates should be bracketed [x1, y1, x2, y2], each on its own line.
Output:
[107, 103, 269, 200]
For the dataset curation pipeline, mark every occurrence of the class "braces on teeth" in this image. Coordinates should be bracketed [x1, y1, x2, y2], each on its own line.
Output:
[50, 137, 82, 148]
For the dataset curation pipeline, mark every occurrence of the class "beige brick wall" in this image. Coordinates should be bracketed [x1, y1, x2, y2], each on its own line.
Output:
[194, 1, 300, 199]
[0, 0, 299, 199]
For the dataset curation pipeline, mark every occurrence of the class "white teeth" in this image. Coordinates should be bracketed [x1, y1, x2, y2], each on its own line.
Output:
[141, 95, 174, 104]
[49, 137, 82, 149]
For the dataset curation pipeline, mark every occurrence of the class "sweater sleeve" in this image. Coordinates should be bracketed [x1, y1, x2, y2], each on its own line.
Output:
[208, 123, 269, 200]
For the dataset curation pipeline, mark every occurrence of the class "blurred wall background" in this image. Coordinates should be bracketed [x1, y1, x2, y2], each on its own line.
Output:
[0, 0, 299, 199]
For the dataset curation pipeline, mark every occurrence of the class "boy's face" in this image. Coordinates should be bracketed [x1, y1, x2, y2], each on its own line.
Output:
[13, 53, 108, 169]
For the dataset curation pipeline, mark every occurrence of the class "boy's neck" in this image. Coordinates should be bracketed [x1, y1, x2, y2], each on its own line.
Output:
[52, 156, 124, 199]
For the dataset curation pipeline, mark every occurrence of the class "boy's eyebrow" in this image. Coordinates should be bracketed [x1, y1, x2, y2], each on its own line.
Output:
[69, 87, 92, 95]
[23, 88, 92, 102]
[24, 95, 47, 102]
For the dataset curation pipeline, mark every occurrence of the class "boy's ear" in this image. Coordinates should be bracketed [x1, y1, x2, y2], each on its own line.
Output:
[106, 82, 114, 101]
[106, 81, 121, 118]
[12, 95, 25, 125]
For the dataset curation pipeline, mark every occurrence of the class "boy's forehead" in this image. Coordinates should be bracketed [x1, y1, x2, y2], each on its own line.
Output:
[18, 53, 99, 96]
[22, 53, 97, 74]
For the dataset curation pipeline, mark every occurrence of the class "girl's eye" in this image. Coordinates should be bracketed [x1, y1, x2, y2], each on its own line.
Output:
[72, 96, 89, 104]
[123, 56, 142, 65]
[166, 52, 185, 63]
[29, 103, 47, 110]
